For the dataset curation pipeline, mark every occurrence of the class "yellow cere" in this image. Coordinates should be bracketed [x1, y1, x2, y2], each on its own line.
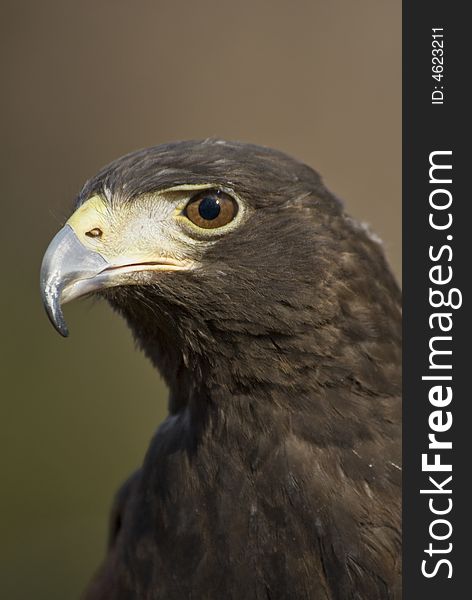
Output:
[66, 195, 110, 247]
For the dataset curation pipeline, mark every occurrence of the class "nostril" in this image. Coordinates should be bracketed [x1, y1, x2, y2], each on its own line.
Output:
[85, 227, 103, 238]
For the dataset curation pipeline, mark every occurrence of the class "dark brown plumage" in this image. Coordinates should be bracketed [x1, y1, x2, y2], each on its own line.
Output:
[42, 140, 401, 599]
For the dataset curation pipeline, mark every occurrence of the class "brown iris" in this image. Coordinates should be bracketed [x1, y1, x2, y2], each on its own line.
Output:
[185, 190, 237, 229]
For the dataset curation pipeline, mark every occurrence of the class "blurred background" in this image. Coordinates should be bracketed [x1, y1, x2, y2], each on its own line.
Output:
[1, 1, 400, 598]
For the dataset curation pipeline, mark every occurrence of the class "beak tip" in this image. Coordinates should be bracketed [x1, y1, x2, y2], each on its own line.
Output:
[57, 321, 70, 338]
[43, 300, 70, 337]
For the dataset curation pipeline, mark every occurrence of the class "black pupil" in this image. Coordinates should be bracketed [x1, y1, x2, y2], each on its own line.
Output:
[198, 195, 221, 220]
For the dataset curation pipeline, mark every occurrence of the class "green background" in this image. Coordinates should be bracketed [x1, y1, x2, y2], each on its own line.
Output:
[1, 1, 401, 598]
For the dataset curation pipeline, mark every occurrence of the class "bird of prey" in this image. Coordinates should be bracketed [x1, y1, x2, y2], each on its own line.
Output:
[40, 140, 401, 600]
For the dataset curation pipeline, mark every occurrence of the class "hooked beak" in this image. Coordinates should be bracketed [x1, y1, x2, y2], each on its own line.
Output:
[40, 225, 109, 337]
[41, 193, 194, 337]
[40, 224, 188, 337]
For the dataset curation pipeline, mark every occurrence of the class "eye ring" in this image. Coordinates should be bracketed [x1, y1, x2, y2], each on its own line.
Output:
[184, 190, 238, 229]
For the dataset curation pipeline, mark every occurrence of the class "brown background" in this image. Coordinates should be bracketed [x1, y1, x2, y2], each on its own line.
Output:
[0, 1, 401, 598]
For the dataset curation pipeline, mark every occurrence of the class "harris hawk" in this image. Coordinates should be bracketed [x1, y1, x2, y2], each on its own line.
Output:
[40, 139, 402, 599]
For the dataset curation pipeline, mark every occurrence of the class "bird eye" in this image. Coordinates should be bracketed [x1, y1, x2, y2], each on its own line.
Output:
[184, 190, 238, 229]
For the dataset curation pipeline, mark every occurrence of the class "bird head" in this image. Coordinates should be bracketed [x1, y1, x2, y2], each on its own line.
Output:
[41, 140, 400, 411]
